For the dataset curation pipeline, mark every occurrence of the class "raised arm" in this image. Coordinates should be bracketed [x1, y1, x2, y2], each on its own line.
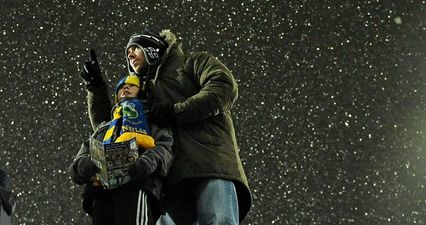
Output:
[79, 49, 113, 130]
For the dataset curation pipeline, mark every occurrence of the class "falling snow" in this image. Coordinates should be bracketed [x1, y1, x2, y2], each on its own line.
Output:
[0, 0, 426, 225]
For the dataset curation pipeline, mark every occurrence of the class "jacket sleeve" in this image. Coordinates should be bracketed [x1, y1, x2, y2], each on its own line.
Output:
[68, 141, 91, 185]
[174, 52, 238, 124]
[87, 83, 112, 131]
[142, 124, 174, 177]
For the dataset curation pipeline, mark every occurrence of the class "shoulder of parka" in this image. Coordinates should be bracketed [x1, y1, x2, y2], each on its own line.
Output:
[185, 51, 221, 66]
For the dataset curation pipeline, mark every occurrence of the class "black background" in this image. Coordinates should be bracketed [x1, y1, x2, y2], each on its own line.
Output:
[0, 1, 425, 224]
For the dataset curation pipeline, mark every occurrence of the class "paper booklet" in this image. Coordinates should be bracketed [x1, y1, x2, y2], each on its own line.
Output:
[89, 137, 139, 189]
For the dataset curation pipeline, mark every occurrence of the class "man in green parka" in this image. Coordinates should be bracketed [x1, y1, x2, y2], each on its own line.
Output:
[79, 29, 252, 225]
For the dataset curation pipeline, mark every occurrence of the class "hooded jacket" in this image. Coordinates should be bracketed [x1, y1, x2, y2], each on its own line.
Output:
[86, 30, 251, 221]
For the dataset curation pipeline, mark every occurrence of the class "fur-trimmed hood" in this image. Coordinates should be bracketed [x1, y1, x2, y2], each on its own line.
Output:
[159, 29, 177, 46]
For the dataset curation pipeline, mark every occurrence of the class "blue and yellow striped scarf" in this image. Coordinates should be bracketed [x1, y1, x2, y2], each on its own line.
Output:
[103, 98, 155, 149]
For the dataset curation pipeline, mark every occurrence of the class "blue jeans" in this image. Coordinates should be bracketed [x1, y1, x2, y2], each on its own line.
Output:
[156, 179, 239, 225]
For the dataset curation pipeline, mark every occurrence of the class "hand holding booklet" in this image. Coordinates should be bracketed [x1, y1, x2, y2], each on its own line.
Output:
[89, 137, 139, 189]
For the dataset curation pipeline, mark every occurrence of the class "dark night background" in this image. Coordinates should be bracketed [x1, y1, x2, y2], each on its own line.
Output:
[0, 0, 425, 224]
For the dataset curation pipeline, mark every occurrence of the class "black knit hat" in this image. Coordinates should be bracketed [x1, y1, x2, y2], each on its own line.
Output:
[125, 30, 168, 73]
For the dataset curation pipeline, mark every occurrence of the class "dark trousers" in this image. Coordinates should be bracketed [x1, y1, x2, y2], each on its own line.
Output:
[91, 187, 154, 225]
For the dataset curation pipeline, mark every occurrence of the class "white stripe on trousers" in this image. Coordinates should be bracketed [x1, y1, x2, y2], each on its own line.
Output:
[136, 190, 148, 225]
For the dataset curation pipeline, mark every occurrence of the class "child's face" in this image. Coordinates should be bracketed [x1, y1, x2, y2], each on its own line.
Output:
[117, 84, 140, 100]
[127, 46, 145, 73]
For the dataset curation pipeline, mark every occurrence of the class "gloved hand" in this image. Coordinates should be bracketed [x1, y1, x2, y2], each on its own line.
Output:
[128, 154, 157, 180]
[77, 156, 100, 181]
[149, 103, 176, 127]
[80, 49, 104, 87]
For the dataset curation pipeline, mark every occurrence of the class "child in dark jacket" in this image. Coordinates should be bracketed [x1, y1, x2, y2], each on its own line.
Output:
[69, 75, 173, 225]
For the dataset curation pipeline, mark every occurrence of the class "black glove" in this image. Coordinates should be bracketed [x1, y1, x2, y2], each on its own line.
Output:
[77, 156, 100, 181]
[149, 103, 176, 127]
[80, 49, 104, 87]
[128, 155, 157, 180]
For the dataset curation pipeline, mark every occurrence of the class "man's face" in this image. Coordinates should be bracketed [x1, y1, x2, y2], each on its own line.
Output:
[127, 46, 145, 73]
[117, 84, 140, 100]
